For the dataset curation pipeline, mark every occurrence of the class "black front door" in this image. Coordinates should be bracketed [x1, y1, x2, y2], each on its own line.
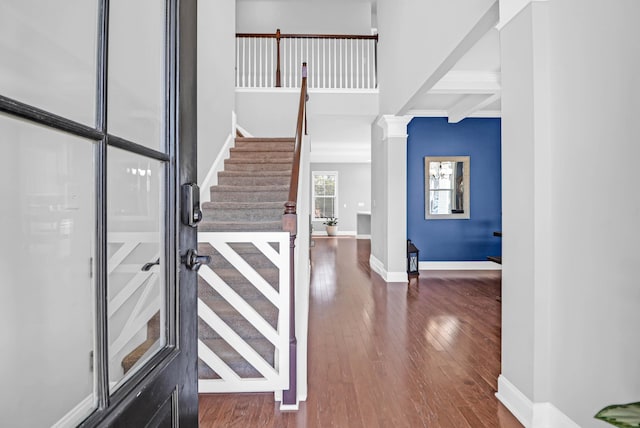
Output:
[0, 0, 198, 426]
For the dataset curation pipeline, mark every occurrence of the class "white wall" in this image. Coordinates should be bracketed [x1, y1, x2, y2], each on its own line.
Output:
[500, 1, 640, 427]
[198, 0, 236, 185]
[310, 162, 371, 234]
[547, 0, 640, 424]
[500, 4, 539, 403]
[235, 90, 300, 136]
[236, 1, 372, 34]
[376, 0, 497, 115]
[235, 89, 378, 137]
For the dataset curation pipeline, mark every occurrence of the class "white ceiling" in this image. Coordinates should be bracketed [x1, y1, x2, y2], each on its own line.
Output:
[237, 1, 501, 160]
[405, 28, 501, 121]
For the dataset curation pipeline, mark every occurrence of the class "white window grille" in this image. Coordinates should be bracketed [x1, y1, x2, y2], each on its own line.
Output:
[312, 171, 337, 220]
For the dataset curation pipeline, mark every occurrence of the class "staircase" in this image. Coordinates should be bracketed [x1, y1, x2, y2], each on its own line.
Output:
[197, 136, 295, 383]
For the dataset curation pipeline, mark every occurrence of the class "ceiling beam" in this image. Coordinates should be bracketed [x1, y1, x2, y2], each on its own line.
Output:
[447, 92, 501, 123]
[397, 1, 500, 115]
[429, 71, 501, 94]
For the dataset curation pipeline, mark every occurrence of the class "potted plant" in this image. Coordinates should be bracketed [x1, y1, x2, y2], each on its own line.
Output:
[595, 402, 640, 427]
[323, 217, 338, 236]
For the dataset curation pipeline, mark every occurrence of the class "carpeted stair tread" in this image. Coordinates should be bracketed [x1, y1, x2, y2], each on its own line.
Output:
[202, 200, 283, 222]
[198, 242, 280, 271]
[218, 170, 291, 177]
[198, 337, 275, 379]
[199, 220, 283, 232]
[203, 201, 284, 210]
[198, 278, 276, 300]
[122, 338, 159, 374]
[235, 137, 295, 143]
[225, 157, 292, 165]
[229, 153, 294, 162]
[230, 146, 294, 153]
[121, 311, 161, 373]
[208, 186, 288, 203]
[197, 296, 278, 330]
[217, 171, 291, 184]
[208, 185, 289, 193]
[223, 163, 292, 173]
[198, 241, 281, 256]
[199, 266, 280, 290]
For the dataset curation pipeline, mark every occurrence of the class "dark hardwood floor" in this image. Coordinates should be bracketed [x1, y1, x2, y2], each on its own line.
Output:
[199, 237, 522, 427]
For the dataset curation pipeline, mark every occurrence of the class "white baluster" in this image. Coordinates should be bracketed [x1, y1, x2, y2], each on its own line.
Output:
[332, 38, 336, 88]
[236, 38, 240, 87]
[322, 38, 326, 89]
[242, 38, 246, 87]
[367, 39, 371, 89]
[356, 39, 360, 89]
[339, 39, 343, 89]
[259, 38, 262, 87]
[350, 39, 354, 89]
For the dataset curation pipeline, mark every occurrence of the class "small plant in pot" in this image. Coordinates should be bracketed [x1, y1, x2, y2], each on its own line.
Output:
[323, 217, 338, 236]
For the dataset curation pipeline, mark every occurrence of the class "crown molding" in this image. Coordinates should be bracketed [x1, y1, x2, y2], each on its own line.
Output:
[406, 110, 502, 119]
[376, 115, 413, 139]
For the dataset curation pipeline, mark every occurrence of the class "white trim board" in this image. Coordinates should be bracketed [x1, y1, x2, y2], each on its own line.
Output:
[496, 375, 581, 428]
[370, 255, 408, 283]
[200, 132, 234, 202]
[52, 394, 95, 428]
[419, 261, 502, 270]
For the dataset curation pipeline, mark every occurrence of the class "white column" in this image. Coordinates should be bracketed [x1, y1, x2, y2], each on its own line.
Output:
[497, 1, 555, 426]
[370, 115, 412, 283]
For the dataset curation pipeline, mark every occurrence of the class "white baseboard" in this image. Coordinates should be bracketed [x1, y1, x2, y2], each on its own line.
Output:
[369, 255, 408, 283]
[200, 132, 234, 202]
[533, 403, 581, 428]
[496, 375, 533, 426]
[356, 234, 371, 239]
[236, 123, 253, 137]
[279, 402, 299, 411]
[419, 261, 502, 270]
[52, 394, 95, 428]
[496, 375, 581, 428]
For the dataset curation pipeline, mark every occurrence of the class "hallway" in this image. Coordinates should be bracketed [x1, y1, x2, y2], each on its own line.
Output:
[199, 237, 522, 427]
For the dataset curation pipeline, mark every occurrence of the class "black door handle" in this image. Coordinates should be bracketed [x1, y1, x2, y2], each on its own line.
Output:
[141, 258, 160, 271]
[181, 249, 211, 271]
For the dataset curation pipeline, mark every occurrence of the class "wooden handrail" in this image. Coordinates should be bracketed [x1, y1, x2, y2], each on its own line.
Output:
[286, 62, 307, 213]
[280, 62, 307, 408]
[236, 31, 378, 40]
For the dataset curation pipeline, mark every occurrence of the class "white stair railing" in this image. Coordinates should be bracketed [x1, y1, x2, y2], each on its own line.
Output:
[236, 30, 378, 90]
[106, 232, 163, 379]
[197, 232, 290, 393]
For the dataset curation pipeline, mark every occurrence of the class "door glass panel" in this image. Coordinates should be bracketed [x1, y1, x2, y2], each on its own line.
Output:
[107, 146, 166, 392]
[0, 1, 97, 126]
[0, 114, 97, 427]
[108, 0, 165, 151]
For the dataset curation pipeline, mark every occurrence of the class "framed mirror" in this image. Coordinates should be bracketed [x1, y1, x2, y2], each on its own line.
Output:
[425, 156, 470, 219]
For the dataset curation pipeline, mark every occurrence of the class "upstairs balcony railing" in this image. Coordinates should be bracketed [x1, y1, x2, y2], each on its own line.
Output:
[236, 29, 378, 90]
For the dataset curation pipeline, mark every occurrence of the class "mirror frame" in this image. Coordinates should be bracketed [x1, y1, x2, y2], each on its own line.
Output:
[424, 156, 470, 220]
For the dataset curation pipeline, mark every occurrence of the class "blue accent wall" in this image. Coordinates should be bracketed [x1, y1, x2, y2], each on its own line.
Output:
[407, 117, 501, 261]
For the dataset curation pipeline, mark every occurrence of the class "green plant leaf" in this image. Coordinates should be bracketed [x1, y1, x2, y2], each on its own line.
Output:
[595, 402, 640, 428]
